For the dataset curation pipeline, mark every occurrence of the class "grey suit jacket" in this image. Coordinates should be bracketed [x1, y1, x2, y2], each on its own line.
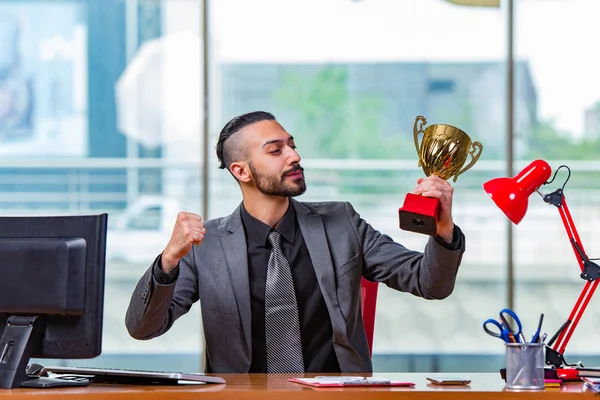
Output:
[125, 199, 465, 373]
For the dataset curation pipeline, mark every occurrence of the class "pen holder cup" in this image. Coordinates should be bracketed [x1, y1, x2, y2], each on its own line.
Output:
[504, 342, 545, 390]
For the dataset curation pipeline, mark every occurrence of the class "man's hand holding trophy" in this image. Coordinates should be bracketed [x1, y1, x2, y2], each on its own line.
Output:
[399, 115, 483, 236]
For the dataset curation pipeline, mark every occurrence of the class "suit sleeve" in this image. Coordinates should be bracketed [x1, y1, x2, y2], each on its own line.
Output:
[125, 251, 199, 340]
[345, 202, 465, 299]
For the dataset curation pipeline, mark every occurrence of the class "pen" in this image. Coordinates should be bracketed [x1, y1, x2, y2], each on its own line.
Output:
[531, 313, 544, 343]
[341, 378, 367, 385]
[519, 331, 527, 345]
[314, 376, 364, 380]
[539, 332, 548, 344]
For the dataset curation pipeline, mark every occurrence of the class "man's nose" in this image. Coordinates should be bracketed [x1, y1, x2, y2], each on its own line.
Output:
[287, 146, 301, 164]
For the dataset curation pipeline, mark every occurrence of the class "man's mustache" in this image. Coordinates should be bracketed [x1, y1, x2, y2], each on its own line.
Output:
[282, 165, 304, 177]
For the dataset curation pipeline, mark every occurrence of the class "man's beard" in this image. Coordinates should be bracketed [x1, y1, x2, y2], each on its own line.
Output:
[248, 163, 306, 197]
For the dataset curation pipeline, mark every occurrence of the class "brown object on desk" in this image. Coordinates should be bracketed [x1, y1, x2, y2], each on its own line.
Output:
[0, 373, 590, 399]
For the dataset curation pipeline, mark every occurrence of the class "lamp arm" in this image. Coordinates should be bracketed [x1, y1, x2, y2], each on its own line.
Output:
[543, 190, 600, 368]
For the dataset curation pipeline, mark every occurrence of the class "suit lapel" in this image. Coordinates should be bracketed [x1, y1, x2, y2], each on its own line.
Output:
[293, 200, 340, 313]
[221, 207, 252, 358]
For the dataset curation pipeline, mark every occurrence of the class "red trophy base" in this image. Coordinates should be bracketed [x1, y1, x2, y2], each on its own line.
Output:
[398, 193, 440, 236]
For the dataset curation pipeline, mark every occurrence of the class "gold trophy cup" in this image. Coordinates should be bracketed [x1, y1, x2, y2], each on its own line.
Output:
[398, 115, 483, 235]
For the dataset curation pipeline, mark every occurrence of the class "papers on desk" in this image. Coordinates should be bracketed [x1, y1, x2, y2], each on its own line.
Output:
[288, 376, 415, 387]
[582, 377, 600, 393]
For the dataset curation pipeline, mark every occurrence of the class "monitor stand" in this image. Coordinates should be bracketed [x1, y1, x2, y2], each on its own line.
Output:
[20, 375, 89, 388]
[0, 316, 89, 389]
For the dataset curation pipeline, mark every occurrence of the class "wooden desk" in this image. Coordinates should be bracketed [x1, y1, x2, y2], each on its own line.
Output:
[0, 373, 593, 399]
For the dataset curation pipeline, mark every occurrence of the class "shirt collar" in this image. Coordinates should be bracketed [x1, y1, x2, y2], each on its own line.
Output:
[240, 201, 296, 246]
[275, 202, 296, 245]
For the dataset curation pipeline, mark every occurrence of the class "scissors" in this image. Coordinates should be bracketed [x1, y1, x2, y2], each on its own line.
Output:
[483, 308, 524, 343]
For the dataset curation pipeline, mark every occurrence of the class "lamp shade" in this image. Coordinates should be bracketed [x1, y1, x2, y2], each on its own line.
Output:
[483, 159, 552, 224]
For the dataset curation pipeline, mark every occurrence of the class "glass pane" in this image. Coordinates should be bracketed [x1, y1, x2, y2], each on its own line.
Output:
[514, 0, 600, 365]
[210, 0, 507, 371]
[0, 0, 204, 371]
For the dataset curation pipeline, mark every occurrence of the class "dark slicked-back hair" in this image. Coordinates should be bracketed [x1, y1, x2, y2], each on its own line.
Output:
[216, 111, 276, 170]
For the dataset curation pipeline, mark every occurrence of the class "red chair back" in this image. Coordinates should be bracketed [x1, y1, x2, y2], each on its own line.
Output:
[360, 278, 379, 357]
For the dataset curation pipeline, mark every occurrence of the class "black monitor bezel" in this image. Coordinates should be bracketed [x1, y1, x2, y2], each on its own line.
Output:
[0, 213, 107, 359]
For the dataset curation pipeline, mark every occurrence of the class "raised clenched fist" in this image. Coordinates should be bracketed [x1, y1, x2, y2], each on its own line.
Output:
[160, 212, 205, 273]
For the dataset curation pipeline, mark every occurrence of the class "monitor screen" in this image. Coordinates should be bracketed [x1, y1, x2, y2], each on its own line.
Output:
[0, 214, 107, 389]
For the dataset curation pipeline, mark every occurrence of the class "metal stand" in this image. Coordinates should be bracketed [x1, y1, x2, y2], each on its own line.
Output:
[541, 189, 600, 368]
[0, 316, 43, 389]
[0, 316, 88, 389]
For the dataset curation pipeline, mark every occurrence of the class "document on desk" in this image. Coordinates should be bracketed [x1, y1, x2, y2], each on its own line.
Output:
[288, 376, 415, 387]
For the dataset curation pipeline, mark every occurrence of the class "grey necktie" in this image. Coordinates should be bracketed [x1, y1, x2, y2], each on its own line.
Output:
[265, 230, 305, 373]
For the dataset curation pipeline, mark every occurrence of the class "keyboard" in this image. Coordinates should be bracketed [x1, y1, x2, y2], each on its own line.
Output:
[43, 366, 226, 385]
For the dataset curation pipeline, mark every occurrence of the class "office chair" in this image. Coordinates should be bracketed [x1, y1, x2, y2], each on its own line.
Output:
[360, 278, 379, 357]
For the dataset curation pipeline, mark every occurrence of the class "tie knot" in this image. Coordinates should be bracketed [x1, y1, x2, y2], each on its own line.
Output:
[268, 230, 281, 248]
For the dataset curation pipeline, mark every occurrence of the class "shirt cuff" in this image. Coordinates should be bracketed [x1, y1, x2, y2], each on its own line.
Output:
[153, 255, 180, 285]
[434, 225, 463, 251]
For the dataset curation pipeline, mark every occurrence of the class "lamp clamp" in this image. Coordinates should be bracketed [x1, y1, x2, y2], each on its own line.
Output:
[581, 260, 600, 282]
[545, 347, 567, 368]
[545, 347, 583, 369]
[568, 237, 600, 282]
[543, 188, 564, 208]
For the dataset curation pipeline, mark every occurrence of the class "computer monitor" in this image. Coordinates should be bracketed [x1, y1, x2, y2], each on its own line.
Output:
[0, 214, 107, 389]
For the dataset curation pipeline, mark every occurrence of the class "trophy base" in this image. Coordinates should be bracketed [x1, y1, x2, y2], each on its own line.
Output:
[398, 193, 439, 236]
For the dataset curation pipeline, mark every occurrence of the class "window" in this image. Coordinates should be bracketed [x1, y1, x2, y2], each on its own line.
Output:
[428, 79, 455, 93]
[210, 0, 508, 371]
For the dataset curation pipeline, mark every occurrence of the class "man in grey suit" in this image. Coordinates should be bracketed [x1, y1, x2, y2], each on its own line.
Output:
[126, 111, 466, 374]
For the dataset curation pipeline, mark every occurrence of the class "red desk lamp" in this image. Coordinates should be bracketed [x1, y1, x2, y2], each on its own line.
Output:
[483, 159, 600, 369]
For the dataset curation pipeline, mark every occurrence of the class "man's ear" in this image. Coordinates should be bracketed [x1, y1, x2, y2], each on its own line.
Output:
[230, 161, 251, 183]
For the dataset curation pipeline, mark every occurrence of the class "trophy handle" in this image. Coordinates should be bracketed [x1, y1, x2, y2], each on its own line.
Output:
[413, 115, 427, 167]
[453, 141, 483, 182]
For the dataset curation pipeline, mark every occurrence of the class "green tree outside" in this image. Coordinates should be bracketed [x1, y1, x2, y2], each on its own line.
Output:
[526, 119, 600, 160]
[273, 65, 412, 159]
